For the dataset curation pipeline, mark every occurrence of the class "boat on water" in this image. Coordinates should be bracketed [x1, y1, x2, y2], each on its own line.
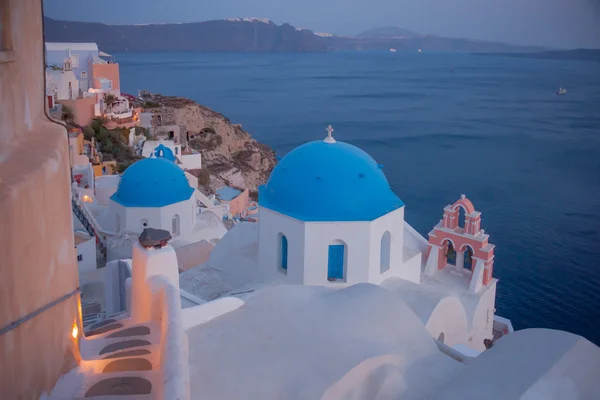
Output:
[389, 48, 397, 52]
[557, 87, 567, 95]
[418, 49, 422, 53]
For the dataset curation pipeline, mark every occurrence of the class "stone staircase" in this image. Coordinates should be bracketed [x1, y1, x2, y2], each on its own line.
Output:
[54, 316, 161, 399]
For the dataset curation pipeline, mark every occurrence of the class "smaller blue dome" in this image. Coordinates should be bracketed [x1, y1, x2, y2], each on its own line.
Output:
[154, 144, 176, 162]
[111, 157, 194, 207]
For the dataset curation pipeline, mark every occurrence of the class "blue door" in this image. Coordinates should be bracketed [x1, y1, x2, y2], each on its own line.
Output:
[328, 245, 345, 280]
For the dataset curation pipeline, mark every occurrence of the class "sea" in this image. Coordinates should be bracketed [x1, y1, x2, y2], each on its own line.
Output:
[117, 51, 600, 345]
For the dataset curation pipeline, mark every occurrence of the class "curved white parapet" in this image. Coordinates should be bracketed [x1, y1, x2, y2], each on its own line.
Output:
[181, 297, 245, 331]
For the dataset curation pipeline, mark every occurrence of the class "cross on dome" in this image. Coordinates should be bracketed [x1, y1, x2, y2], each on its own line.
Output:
[324, 124, 336, 144]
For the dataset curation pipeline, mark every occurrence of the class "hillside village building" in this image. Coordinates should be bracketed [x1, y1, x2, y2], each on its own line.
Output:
[1, 2, 599, 399]
[45, 42, 139, 127]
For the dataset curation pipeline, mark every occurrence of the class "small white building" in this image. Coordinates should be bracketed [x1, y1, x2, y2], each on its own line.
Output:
[141, 140, 202, 171]
[46, 66, 79, 102]
[142, 140, 181, 159]
[110, 157, 196, 236]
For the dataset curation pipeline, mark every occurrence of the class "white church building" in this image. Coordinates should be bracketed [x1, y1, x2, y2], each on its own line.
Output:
[109, 157, 195, 236]
[72, 145, 227, 263]
[258, 127, 420, 286]
[182, 126, 501, 353]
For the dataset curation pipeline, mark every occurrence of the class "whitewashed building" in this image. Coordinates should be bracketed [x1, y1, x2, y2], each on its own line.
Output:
[258, 127, 420, 286]
[182, 126, 499, 353]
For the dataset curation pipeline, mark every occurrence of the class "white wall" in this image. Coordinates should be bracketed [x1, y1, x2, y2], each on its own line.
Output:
[112, 196, 195, 237]
[159, 200, 196, 238]
[95, 175, 120, 206]
[303, 220, 371, 285]
[49, 70, 79, 100]
[181, 153, 202, 170]
[76, 236, 97, 274]
[424, 297, 470, 347]
[368, 207, 410, 284]
[185, 172, 198, 190]
[259, 207, 412, 287]
[258, 207, 305, 284]
[468, 280, 497, 352]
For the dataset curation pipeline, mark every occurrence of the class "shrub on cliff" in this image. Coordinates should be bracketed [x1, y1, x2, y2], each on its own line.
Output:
[87, 119, 137, 164]
[197, 169, 211, 186]
[143, 101, 160, 109]
[83, 126, 95, 141]
[61, 104, 75, 123]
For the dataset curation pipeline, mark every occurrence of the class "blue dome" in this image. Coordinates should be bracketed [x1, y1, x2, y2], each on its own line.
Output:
[259, 140, 404, 221]
[154, 144, 176, 162]
[111, 157, 194, 207]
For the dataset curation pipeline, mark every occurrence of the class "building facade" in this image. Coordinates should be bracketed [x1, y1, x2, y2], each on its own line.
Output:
[0, 2, 81, 397]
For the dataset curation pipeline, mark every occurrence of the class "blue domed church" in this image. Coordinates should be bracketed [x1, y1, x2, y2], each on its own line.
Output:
[258, 126, 422, 286]
[110, 156, 195, 235]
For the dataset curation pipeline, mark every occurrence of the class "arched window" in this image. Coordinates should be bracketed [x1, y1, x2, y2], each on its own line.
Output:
[280, 235, 288, 271]
[141, 218, 149, 230]
[380, 231, 391, 273]
[445, 240, 456, 266]
[116, 213, 121, 232]
[328, 241, 346, 282]
[172, 214, 180, 236]
[463, 245, 474, 271]
[457, 206, 466, 229]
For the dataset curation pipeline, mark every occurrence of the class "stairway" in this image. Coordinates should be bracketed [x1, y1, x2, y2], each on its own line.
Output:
[50, 315, 161, 399]
[71, 194, 108, 259]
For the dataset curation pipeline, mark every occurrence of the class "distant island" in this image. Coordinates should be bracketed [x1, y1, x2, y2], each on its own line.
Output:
[44, 18, 547, 54]
[476, 49, 600, 62]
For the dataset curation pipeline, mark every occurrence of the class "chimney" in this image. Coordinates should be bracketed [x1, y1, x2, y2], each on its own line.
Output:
[130, 228, 180, 323]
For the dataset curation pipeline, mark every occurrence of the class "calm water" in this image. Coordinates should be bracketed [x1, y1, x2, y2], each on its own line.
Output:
[117, 51, 600, 345]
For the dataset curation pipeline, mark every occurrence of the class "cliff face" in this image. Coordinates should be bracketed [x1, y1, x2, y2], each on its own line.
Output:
[143, 93, 277, 196]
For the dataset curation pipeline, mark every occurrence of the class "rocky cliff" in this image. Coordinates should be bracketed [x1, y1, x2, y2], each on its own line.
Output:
[142, 92, 277, 197]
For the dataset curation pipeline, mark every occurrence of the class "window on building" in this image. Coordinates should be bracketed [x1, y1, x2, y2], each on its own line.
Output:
[81, 71, 87, 78]
[172, 215, 180, 236]
[70, 53, 79, 68]
[280, 235, 288, 271]
[463, 245, 474, 271]
[380, 231, 391, 273]
[77, 254, 83, 262]
[327, 242, 346, 282]
[445, 241, 456, 266]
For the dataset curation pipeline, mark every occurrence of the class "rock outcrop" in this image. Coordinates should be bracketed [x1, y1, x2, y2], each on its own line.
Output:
[141, 92, 277, 197]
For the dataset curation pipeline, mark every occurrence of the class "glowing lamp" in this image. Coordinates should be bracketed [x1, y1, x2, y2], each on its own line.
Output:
[82, 195, 93, 203]
[71, 324, 78, 339]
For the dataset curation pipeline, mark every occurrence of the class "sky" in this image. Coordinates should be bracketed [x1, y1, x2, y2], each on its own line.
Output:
[44, 0, 600, 49]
